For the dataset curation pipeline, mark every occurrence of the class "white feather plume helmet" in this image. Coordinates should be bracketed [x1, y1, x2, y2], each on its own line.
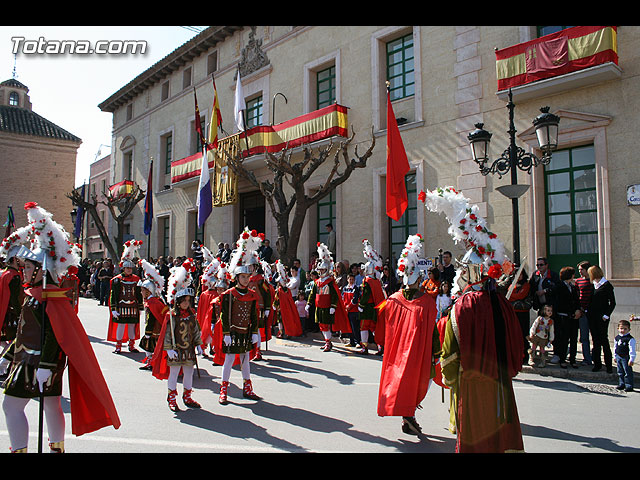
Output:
[274, 259, 289, 286]
[0, 224, 32, 261]
[200, 244, 214, 265]
[362, 239, 383, 278]
[166, 258, 196, 306]
[23, 202, 81, 282]
[396, 233, 424, 285]
[120, 239, 143, 268]
[229, 227, 264, 275]
[139, 258, 165, 295]
[201, 256, 221, 289]
[316, 241, 334, 272]
[215, 260, 231, 288]
[419, 186, 514, 278]
[260, 259, 274, 283]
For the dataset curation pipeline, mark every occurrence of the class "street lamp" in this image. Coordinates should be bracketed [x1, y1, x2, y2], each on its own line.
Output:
[467, 88, 560, 265]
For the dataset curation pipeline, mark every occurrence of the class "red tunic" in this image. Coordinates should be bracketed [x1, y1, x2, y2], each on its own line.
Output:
[0, 268, 21, 334]
[377, 290, 437, 417]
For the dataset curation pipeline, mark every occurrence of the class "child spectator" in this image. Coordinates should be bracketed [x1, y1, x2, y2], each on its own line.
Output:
[529, 304, 555, 367]
[295, 292, 308, 336]
[614, 319, 636, 392]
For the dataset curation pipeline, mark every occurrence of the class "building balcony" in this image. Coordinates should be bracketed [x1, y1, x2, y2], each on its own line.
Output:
[495, 26, 621, 102]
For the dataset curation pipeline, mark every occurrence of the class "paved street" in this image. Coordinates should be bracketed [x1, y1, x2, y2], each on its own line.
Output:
[1, 296, 639, 453]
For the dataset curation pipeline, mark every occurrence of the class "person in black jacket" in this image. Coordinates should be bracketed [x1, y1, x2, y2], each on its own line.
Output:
[552, 266, 582, 368]
[587, 265, 616, 373]
[529, 257, 560, 311]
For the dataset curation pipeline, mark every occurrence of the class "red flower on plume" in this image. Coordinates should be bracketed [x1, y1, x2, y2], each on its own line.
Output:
[475, 225, 483, 231]
[124, 241, 131, 247]
[259, 233, 265, 241]
[24, 202, 38, 210]
[487, 264, 503, 279]
[317, 242, 321, 247]
[242, 232, 250, 240]
[469, 214, 477, 220]
[489, 233, 497, 239]
[398, 264, 406, 272]
[417, 190, 426, 202]
[460, 218, 466, 224]
[250, 230, 258, 237]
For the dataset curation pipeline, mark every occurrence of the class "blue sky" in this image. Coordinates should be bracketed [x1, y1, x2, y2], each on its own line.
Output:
[1, 26, 205, 187]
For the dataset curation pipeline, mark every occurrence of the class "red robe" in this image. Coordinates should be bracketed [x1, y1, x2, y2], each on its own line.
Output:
[377, 290, 437, 417]
[275, 286, 303, 337]
[361, 277, 385, 342]
[0, 268, 21, 334]
[250, 274, 274, 343]
[31, 286, 121, 436]
[197, 288, 218, 344]
[450, 290, 524, 453]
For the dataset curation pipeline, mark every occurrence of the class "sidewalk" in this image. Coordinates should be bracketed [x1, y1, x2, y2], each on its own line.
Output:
[521, 347, 637, 386]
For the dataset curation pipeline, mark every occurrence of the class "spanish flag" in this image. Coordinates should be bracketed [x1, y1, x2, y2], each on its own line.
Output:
[108, 180, 134, 200]
[496, 26, 617, 91]
[209, 76, 222, 149]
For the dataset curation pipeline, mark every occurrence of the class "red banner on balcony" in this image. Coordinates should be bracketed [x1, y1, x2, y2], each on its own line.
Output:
[171, 103, 348, 185]
[496, 26, 618, 91]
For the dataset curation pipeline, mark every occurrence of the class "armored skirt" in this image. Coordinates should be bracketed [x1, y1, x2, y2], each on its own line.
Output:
[162, 309, 202, 367]
[219, 287, 259, 355]
[3, 294, 66, 399]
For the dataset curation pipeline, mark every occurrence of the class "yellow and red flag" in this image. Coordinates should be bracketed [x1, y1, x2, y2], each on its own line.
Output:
[495, 26, 617, 91]
[208, 76, 222, 149]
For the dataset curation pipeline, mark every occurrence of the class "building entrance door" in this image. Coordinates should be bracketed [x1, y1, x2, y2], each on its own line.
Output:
[239, 190, 265, 235]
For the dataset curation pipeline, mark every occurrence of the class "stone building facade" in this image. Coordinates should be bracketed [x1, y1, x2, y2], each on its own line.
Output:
[98, 26, 640, 321]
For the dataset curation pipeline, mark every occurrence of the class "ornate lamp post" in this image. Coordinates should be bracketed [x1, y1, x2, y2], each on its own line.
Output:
[467, 88, 560, 265]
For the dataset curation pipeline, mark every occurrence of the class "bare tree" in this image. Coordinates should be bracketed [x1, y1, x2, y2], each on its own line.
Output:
[66, 183, 146, 261]
[223, 126, 375, 266]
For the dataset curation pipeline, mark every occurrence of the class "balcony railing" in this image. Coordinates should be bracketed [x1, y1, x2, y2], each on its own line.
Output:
[495, 26, 618, 92]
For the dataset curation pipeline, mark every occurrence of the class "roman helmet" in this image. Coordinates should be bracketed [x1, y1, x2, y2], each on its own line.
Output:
[16, 202, 81, 283]
[315, 242, 333, 276]
[229, 227, 262, 277]
[419, 186, 513, 293]
[167, 258, 196, 306]
[0, 223, 32, 263]
[138, 258, 165, 297]
[396, 233, 426, 287]
[120, 240, 143, 269]
[362, 239, 383, 278]
[274, 260, 289, 288]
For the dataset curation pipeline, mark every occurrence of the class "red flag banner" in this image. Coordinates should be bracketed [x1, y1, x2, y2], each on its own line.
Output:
[108, 180, 135, 200]
[496, 26, 617, 91]
[385, 90, 410, 221]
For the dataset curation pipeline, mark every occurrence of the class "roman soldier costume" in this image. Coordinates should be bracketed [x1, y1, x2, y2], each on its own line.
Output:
[151, 259, 202, 411]
[377, 233, 441, 436]
[138, 259, 168, 370]
[422, 186, 524, 453]
[307, 242, 350, 352]
[2, 202, 120, 453]
[108, 240, 143, 353]
[196, 249, 220, 357]
[214, 227, 262, 405]
[357, 240, 386, 355]
[247, 233, 273, 360]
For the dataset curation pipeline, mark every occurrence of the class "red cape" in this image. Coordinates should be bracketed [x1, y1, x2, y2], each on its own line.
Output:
[107, 274, 141, 342]
[433, 315, 449, 389]
[211, 287, 260, 366]
[362, 277, 386, 343]
[198, 289, 219, 344]
[377, 290, 437, 417]
[276, 286, 303, 337]
[150, 308, 196, 380]
[327, 280, 351, 334]
[31, 286, 121, 436]
[0, 268, 20, 334]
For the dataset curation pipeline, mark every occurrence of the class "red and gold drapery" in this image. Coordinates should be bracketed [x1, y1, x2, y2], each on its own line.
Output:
[495, 26, 618, 91]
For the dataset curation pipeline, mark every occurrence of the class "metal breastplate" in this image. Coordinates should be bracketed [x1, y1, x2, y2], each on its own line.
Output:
[15, 298, 42, 354]
[230, 297, 252, 334]
[118, 279, 138, 316]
